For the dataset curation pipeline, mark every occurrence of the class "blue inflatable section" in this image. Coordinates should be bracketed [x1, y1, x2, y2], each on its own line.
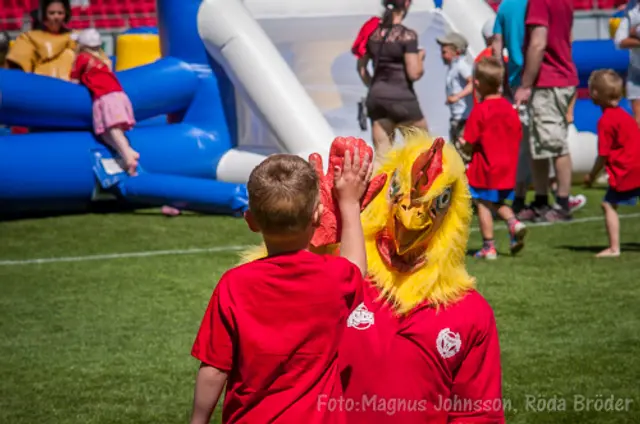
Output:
[572, 38, 633, 134]
[0, 0, 243, 216]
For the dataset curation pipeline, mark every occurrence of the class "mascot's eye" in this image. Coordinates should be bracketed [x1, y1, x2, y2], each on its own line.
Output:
[389, 170, 401, 199]
[436, 187, 452, 210]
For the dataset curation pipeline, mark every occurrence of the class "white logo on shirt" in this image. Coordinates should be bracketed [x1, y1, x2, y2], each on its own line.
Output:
[347, 302, 375, 330]
[436, 328, 462, 359]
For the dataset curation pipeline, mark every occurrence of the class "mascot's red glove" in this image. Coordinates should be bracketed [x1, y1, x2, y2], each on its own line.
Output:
[308, 137, 387, 248]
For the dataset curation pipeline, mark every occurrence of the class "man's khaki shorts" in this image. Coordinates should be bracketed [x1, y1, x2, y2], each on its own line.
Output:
[528, 86, 576, 160]
[515, 102, 556, 185]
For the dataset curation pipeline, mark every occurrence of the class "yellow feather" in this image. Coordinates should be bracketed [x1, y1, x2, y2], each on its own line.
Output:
[238, 243, 268, 265]
[361, 131, 475, 314]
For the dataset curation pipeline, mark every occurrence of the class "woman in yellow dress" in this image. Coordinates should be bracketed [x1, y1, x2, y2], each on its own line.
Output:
[6, 0, 76, 80]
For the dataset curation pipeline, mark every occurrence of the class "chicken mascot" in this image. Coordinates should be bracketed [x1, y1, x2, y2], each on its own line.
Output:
[242, 132, 504, 423]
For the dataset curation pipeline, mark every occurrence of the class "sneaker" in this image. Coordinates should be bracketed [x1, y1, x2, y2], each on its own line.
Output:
[552, 194, 587, 213]
[516, 206, 542, 222]
[538, 207, 572, 223]
[474, 246, 498, 260]
[508, 220, 527, 254]
[569, 194, 587, 213]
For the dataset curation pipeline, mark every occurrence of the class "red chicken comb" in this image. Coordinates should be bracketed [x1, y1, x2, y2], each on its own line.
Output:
[411, 137, 445, 200]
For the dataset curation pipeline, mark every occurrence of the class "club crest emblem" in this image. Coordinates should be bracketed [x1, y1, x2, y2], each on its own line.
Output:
[347, 302, 375, 330]
[436, 328, 462, 359]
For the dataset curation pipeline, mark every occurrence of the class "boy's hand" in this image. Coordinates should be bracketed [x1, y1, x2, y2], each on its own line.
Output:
[446, 94, 459, 105]
[308, 137, 387, 248]
[333, 148, 374, 206]
[583, 173, 593, 188]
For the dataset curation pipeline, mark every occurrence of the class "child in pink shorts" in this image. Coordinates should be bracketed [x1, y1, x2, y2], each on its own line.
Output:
[70, 28, 139, 175]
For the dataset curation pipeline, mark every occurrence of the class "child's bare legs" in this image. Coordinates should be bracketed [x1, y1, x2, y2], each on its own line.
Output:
[478, 199, 527, 256]
[476, 200, 494, 241]
[597, 201, 620, 257]
[474, 200, 497, 259]
[101, 127, 139, 175]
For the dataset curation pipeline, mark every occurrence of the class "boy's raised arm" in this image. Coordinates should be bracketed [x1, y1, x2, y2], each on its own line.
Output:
[190, 363, 228, 424]
[334, 149, 373, 276]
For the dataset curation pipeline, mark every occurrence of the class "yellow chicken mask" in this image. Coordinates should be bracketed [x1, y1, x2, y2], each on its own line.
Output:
[240, 131, 475, 314]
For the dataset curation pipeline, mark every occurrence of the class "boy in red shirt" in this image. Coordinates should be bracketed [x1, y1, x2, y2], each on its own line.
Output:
[584, 69, 640, 258]
[474, 17, 508, 106]
[460, 56, 527, 259]
[190, 149, 373, 424]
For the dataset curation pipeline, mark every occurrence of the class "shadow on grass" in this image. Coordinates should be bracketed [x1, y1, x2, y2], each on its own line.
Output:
[557, 243, 640, 253]
[0, 202, 241, 222]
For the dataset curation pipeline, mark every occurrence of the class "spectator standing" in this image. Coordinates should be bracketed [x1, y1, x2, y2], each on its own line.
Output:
[6, 0, 76, 79]
[614, 0, 640, 127]
[356, 0, 427, 167]
[492, 0, 530, 213]
[514, 0, 579, 222]
[437, 32, 474, 164]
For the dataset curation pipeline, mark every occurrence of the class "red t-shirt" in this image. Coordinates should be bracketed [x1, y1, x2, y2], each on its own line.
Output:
[524, 0, 578, 88]
[352, 17, 380, 58]
[463, 97, 522, 190]
[597, 106, 640, 192]
[70, 51, 123, 100]
[192, 250, 363, 424]
[339, 283, 504, 424]
[473, 48, 508, 106]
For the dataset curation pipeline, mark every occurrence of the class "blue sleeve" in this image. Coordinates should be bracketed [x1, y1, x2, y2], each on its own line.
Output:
[493, 10, 503, 35]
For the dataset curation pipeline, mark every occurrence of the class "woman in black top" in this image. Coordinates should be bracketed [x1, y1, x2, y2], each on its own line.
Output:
[357, 0, 427, 165]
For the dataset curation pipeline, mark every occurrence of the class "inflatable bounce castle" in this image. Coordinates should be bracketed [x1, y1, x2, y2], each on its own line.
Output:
[0, 0, 633, 217]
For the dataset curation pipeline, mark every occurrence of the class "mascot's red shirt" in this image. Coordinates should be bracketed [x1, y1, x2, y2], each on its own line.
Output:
[336, 281, 505, 423]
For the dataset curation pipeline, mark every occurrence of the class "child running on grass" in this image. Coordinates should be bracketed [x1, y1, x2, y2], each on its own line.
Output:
[189, 150, 373, 424]
[584, 69, 640, 258]
[438, 31, 474, 164]
[70, 28, 139, 176]
[459, 56, 527, 259]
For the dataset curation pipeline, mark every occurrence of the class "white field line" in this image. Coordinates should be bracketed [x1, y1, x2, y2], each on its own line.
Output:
[1, 213, 639, 267]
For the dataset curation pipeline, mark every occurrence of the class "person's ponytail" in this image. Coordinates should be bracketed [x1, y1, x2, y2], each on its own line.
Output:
[380, 3, 395, 30]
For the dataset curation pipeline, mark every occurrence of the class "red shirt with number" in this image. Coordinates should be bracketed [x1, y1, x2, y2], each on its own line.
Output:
[70, 51, 123, 100]
[191, 250, 363, 424]
[597, 106, 640, 192]
[523, 0, 578, 88]
[463, 96, 522, 190]
[339, 282, 505, 423]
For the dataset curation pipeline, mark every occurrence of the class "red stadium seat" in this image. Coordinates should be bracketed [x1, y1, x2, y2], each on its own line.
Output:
[596, 0, 617, 8]
[0, 9, 23, 31]
[573, 0, 595, 10]
[129, 17, 157, 28]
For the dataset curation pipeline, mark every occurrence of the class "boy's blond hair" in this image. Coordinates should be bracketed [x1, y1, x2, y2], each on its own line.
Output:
[247, 154, 319, 235]
[474, 56, 504, 97]
[588, 69, 623, 106]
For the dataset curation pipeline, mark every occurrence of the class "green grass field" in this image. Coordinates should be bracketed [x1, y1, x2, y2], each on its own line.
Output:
[1, 188, 639, 423]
